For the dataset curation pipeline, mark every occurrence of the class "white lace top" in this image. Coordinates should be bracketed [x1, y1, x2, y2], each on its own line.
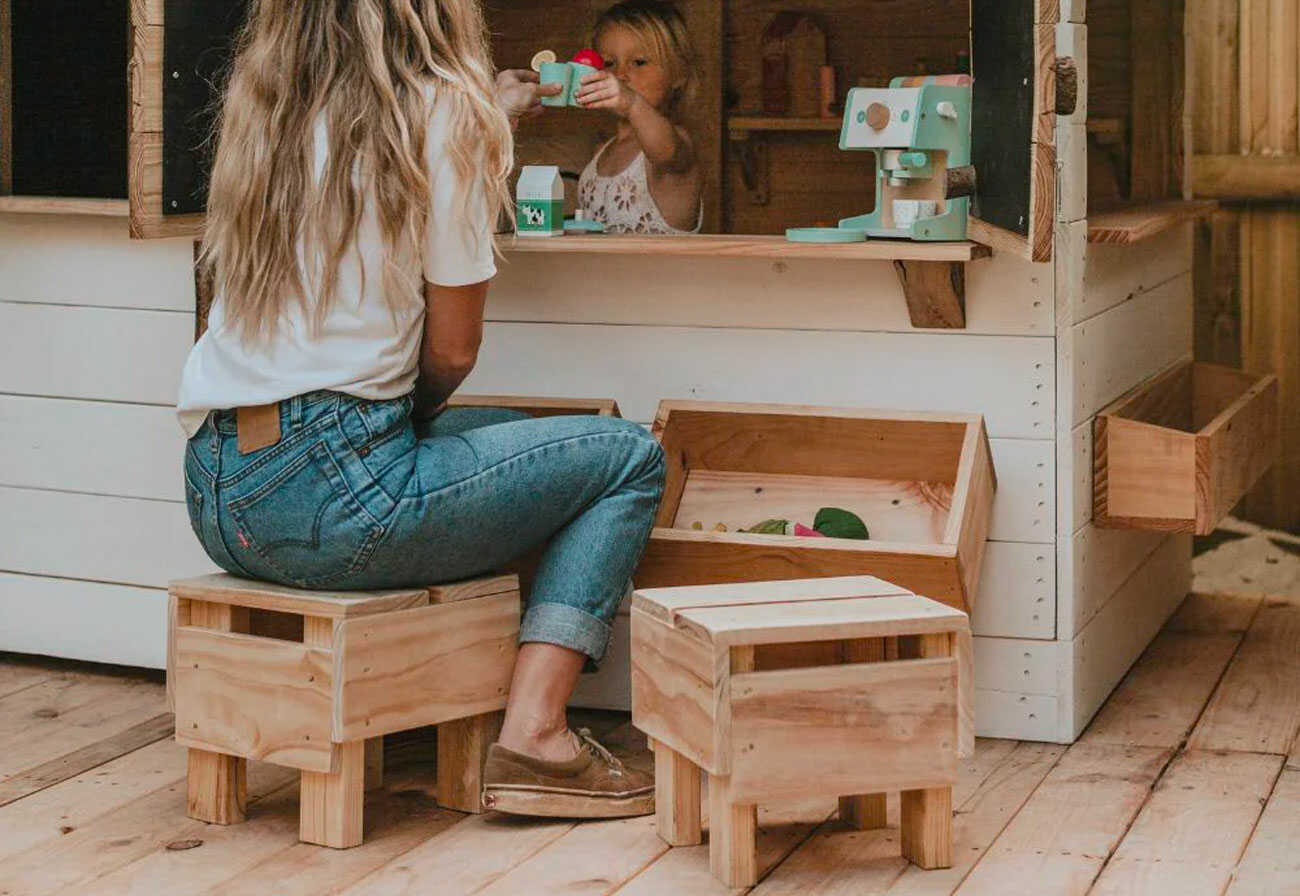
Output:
[577, 139, 702, 235]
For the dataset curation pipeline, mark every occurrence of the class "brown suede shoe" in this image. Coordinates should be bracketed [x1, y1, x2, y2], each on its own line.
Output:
[481, 728, 654, 818]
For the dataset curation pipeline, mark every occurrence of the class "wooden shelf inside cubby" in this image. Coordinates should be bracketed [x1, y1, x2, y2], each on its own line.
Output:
[1094, 361, 1279, 535]
[505, 233, 990, 263]
[726, 116, 843, 141]
[632, 400, 996, 613]
[0, 196, 129, 217]
[1087, 200, 1218, 245]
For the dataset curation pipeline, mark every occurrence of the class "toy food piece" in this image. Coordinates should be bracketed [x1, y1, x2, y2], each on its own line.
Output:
[531, 49, 557, 72]
[740, 508, 870, 539]
[793, 522, 826, 538]
[571, 49, 605, 69]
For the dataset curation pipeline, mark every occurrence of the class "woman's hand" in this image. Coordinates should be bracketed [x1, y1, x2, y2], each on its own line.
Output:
[573, 71, 641, 118]
[495, 69, 562, 121]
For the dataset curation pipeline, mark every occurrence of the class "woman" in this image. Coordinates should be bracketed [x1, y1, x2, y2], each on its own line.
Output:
[176, 0, 664, 818]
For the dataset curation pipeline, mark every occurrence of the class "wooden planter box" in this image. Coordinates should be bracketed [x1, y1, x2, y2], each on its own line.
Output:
[633, 401, 996, 613]
[1094, 361, 1279, 535]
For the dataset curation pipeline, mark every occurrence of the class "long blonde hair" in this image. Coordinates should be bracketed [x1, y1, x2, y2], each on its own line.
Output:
[200, 0, 512, 343]
[595, 1, 697, 120]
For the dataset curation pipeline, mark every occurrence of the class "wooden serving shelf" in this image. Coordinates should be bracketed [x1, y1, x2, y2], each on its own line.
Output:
[1094, 361, 1279, 535]
[1087, 200, 1218, 245]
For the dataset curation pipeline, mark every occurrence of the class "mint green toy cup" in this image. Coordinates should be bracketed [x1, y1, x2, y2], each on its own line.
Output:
[567, 63, 600, 106]
[539, 61, 571, 108]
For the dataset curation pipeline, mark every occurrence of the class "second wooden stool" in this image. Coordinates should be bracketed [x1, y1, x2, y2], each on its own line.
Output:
[168, 572, 520, 848]
[631, 575, 973, 887]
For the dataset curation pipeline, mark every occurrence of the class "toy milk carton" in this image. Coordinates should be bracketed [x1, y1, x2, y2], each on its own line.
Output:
[516, 166, 564, 237]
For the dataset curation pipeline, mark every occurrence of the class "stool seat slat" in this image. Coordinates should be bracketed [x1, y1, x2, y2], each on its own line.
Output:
[170, 574, 430, 618]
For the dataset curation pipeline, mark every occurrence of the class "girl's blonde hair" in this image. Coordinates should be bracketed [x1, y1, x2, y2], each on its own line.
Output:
[595, 1, 697, 119]
[200, 0, 512, 343]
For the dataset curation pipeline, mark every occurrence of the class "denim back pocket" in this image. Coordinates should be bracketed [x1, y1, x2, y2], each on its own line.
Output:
[226, 440, 385, 588]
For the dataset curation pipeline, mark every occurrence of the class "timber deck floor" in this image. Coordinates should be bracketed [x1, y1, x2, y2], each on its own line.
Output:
[1, 524, 1297, 895]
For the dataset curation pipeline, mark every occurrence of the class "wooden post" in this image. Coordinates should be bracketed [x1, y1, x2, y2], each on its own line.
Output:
[184, 600, 249, 825]
[709, 645, 758, 888]
[838, 637, 887, 829]
[437, 711, 503, 814]
[899, 632, 954, 869]
[654, 744, 702, 845]
[364, 737, 384, 792]
[299, 616, 364, 848]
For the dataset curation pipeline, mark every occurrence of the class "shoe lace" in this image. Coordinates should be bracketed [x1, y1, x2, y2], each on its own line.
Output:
[575, 728, 626, 778]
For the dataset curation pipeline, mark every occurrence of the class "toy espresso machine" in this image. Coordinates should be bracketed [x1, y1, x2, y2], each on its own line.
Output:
[788, 75, 975, 243]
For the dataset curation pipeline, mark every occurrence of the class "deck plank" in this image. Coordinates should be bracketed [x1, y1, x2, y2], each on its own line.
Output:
[0, 712, 173, 806]
[1226, 767, 1300, 895]
[0, 658, 55, 699]
[0, 672, 166, 781]
[0, 756, 294, 894]
[1089, 750, 1283, 895]
[955, 743, 1169, 894]
[748, 738, 1023, 895]
[1081, 592, 1260, 749]
[0, 738, 185, 863]
[1189, 595, 1300, 754]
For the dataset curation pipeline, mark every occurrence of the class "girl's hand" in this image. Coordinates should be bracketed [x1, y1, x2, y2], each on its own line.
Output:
[495, 69, 562, 121]
[573, 71, 641, 118]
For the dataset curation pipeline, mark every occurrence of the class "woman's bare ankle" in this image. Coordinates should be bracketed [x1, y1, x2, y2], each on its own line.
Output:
[497, 715, 580, 763]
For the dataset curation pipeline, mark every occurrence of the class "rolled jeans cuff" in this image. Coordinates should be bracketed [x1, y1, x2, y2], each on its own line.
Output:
[520, 600, 613, 667]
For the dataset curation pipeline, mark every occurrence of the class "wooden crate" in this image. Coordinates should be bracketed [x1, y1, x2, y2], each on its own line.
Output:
[633, 401, 996, 613]
[1094, 361, 1279, 534]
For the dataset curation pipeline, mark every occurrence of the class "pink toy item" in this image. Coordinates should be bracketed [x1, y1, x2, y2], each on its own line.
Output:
[793, 523, 826, 538]
[571, 49, 605, 69]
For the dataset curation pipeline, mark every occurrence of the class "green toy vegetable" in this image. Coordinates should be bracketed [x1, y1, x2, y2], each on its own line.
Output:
[813, 507, 869, 540]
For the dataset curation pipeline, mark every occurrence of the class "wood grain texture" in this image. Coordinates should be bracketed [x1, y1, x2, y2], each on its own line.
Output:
[654, 744, 702, 846]
[1091, 749, 1282, 894]
[436, 711, 502, 814]
[1088, 200, 1218, 244]
[1193, 153, 1300, 199]
[333, 592, 518, 740]
[1190, 595, 1300, 754]
[630, 608, 721, 774]
[1094, 361, 1279, 533]
[446, 395, 618, 417]
[0, 197, 129, 216]
[170, 574, 429, 619]
[299, 740, 365, 849]
[728, 657, 959, 802]
[633, 575, 909, 625]
[893, 260, 967, 328]
[173, 626, 336, 772]
[426, 574, 519, 604]
[505, 233, 989, 261]
[1228, 767, 1300, 894]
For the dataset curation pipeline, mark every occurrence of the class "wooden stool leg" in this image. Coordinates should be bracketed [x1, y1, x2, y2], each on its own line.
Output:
[900, 786, 952, 869]
[708, 774, 757, 888]
[654, 743, 702, 845]
[437, 710, 503, 813]
[186, 748, 246, 824]
[839, 794, 888, 829]
[300, 741, 366, 848]
[364, 737, 384, 792]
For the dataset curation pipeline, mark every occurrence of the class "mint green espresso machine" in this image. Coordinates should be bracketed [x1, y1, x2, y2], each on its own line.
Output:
[790, 76, 973, 243]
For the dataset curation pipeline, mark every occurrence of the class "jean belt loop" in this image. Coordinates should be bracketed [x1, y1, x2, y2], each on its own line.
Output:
[289, 394, 303, 429]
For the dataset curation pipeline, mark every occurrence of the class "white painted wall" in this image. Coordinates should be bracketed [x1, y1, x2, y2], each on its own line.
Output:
[0, 210, 1194, 743]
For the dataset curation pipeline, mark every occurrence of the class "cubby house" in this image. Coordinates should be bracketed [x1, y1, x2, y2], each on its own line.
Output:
[0, 0, 1278, 744]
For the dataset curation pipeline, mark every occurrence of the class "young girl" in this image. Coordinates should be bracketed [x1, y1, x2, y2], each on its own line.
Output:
[574, 0, 703, 234]
[177, 0, 662, 819]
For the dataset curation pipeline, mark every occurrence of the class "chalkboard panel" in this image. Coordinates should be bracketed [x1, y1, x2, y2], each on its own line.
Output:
[11, 0, 128, 198]
[162, 0, 246, 215]
[970, 0, 1034, 238]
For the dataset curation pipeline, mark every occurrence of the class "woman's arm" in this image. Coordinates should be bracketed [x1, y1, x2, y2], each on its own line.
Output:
[415, 279, 488, 418]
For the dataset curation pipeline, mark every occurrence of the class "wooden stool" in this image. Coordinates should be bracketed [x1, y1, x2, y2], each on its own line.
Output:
[167, 572, 520, 848]
[631, 576, 973, 887]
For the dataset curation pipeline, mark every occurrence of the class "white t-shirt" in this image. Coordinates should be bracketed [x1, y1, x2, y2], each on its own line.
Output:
[176, 85, 497, 438]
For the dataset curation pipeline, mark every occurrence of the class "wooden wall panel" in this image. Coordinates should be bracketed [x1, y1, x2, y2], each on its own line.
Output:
[1189, 0, 1300, 529]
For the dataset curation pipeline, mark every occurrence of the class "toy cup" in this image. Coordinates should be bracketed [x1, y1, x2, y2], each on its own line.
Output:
[539, 61, 572, 107]
[567, 63, 600, 106]
[892, 199, 939, 230]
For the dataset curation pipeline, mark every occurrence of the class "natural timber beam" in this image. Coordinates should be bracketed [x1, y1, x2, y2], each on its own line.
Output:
[893, 260, 967, 329]
[1191, 155, 1300, 200]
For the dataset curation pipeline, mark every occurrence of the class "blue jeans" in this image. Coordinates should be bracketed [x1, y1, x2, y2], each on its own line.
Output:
[183, 391, 665, 662]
